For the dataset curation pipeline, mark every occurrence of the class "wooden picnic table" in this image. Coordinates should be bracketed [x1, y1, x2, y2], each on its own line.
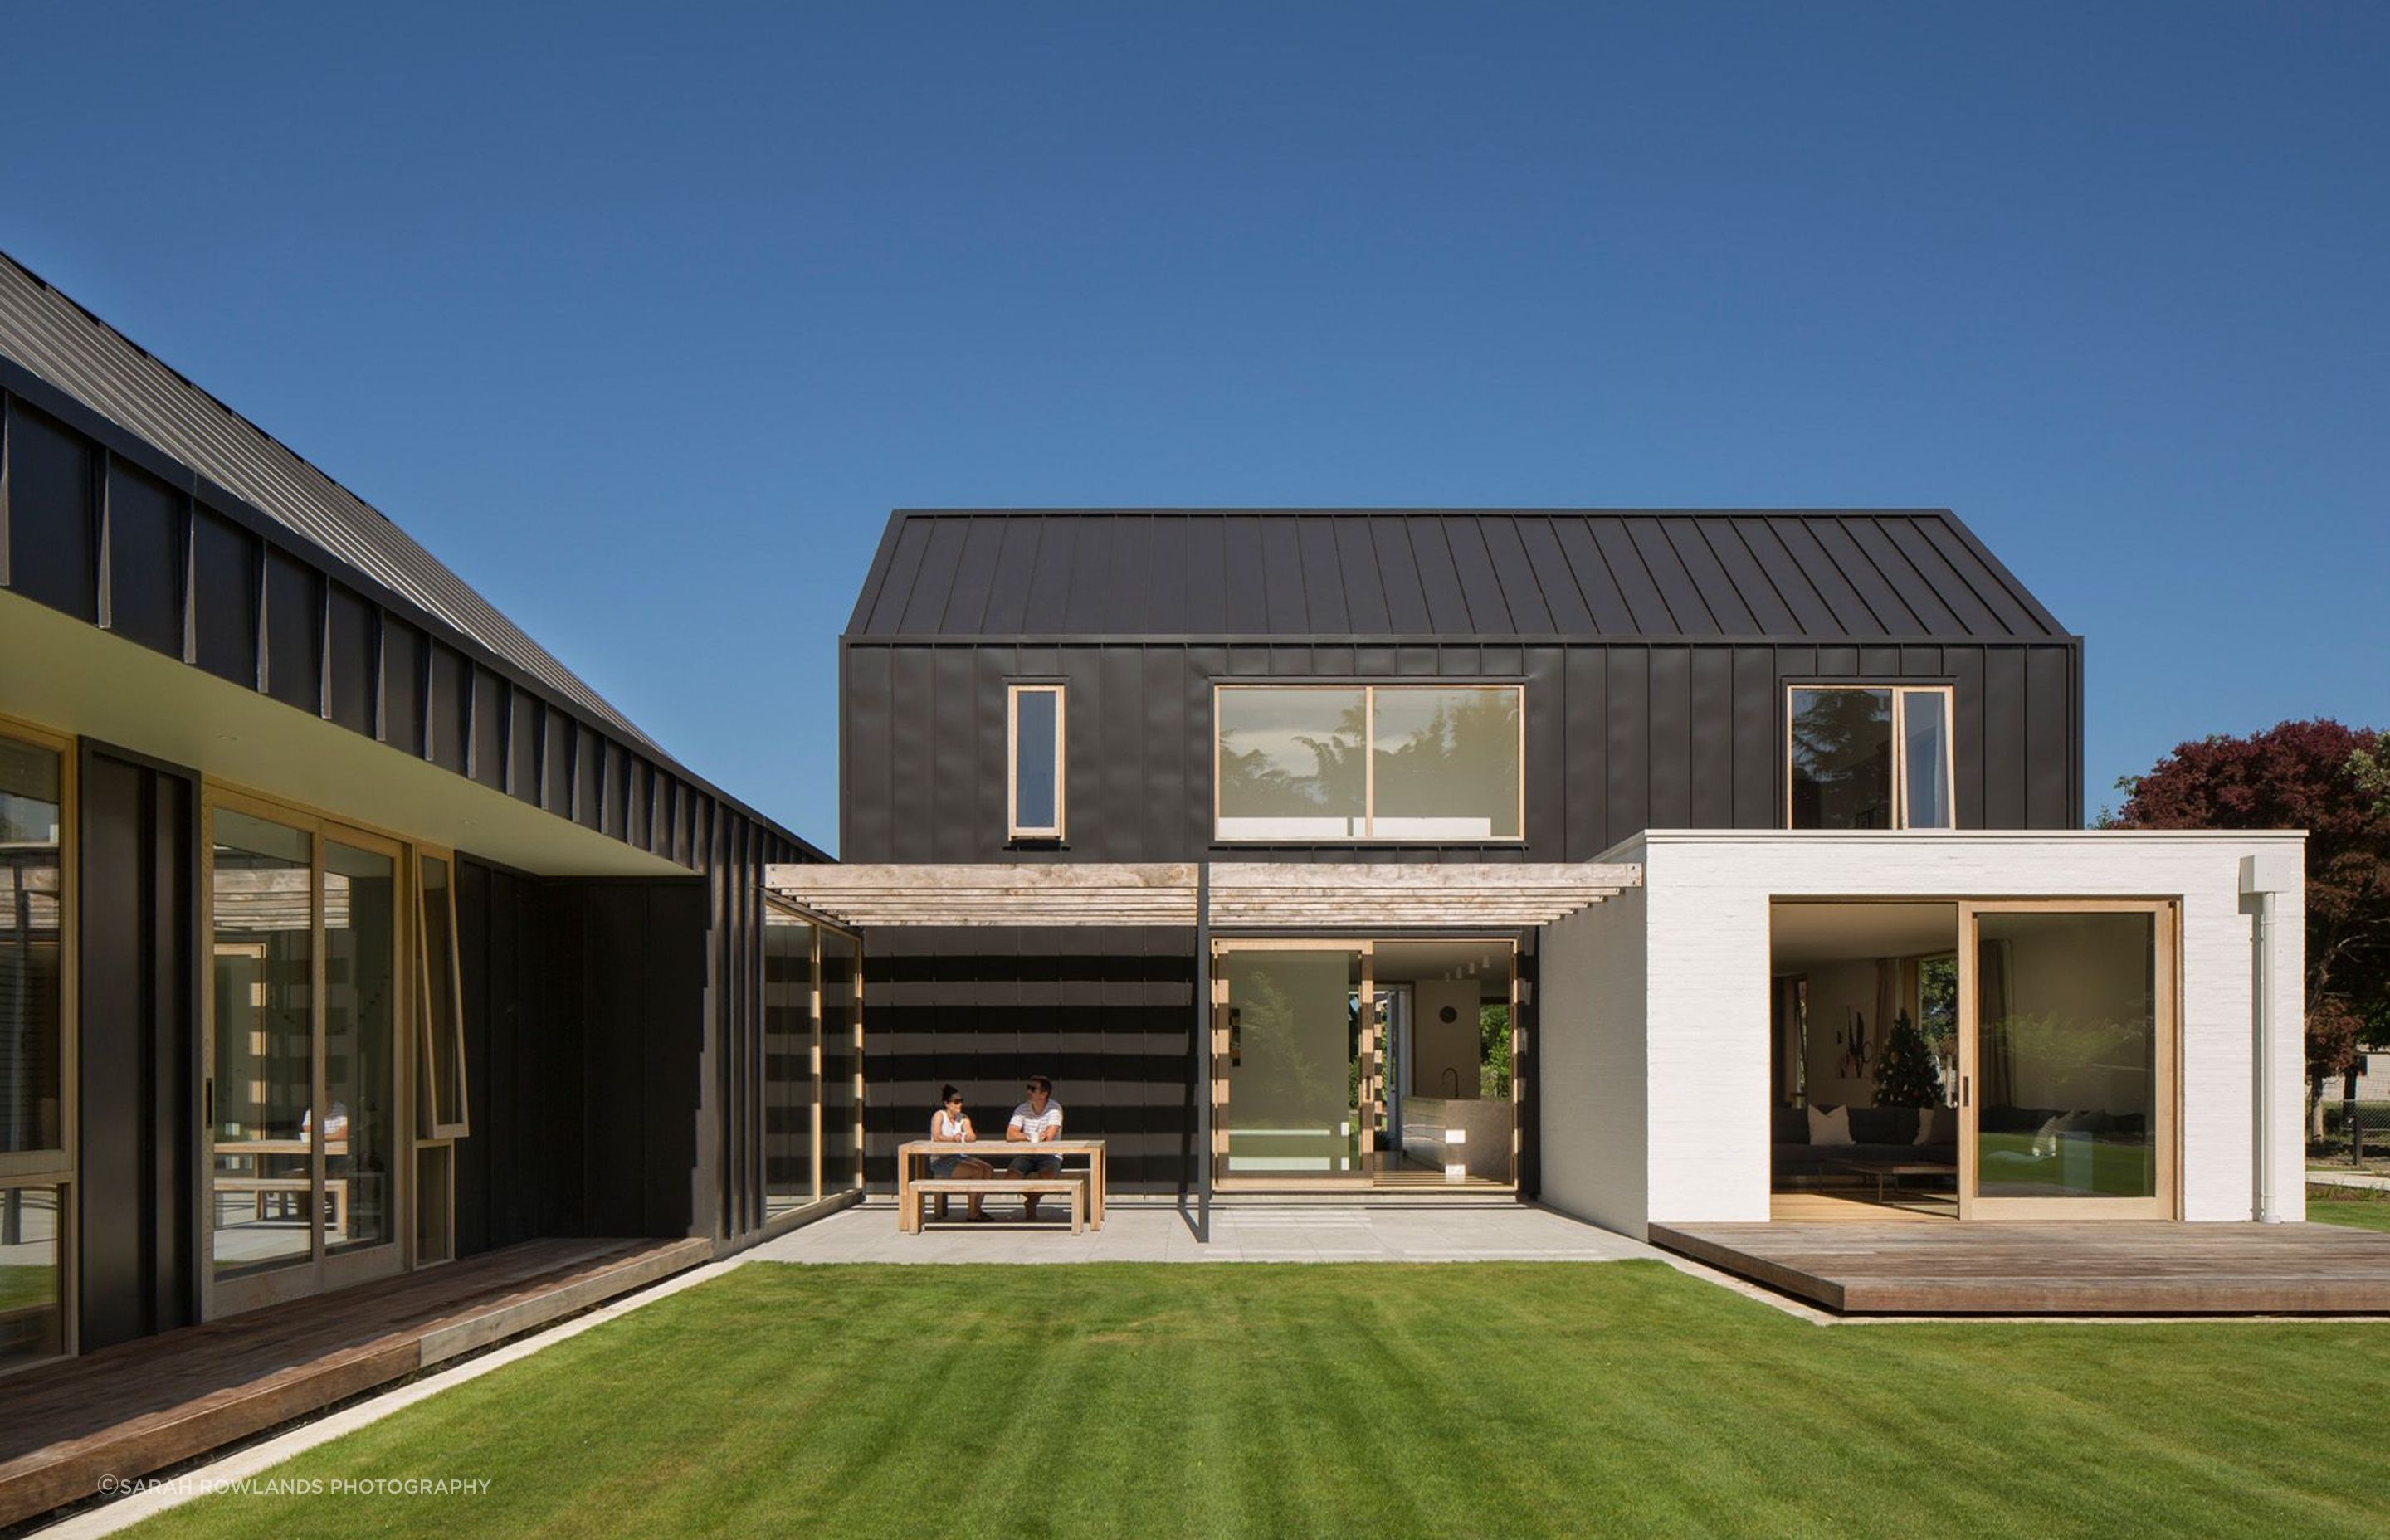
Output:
[896, 1138, 1106, 1231]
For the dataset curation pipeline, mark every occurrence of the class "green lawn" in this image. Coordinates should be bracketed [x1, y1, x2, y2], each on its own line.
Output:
[134, 1262, 2390, 1540]
[2309, 1185, 2390, 1232]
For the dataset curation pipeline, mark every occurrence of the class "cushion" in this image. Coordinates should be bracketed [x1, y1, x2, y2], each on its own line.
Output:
[1807, 1104, 1855, 1147]
[2031, 1114, 2066, 1158]
[1847, 1106, 1901, 1145]
[1913, 1107, 1937, 1146]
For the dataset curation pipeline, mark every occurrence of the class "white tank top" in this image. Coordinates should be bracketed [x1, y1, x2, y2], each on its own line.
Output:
[936, 1111, 967, 1139]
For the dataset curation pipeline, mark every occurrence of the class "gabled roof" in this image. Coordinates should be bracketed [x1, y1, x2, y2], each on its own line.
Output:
[0, 251, 659, 753]
[846, 509, 2071, 642]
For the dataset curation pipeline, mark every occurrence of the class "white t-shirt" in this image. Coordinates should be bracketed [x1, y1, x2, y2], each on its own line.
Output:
[1010, 1100, 1064, 1140]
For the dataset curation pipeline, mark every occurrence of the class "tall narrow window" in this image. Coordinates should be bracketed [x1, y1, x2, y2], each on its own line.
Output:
[1008, 685, 1065, 840]
[0, 724, 69, 1373]
[1788, 685, 1954, 830]
[417, 855, 469, 1139]
[210, 809, 314, 1279]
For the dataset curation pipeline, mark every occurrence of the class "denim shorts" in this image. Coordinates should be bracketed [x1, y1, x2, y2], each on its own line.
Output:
[929, 1153, 970, 1178]
[1008, 1152, 1062, 1177]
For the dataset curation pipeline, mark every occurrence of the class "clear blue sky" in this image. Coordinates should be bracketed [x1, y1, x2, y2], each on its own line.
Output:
[4, 3, 2383, 852]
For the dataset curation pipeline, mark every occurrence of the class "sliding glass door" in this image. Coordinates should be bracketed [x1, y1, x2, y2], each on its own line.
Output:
[1957, 901, 2177, 1219]
[207, 801, 406, 1316]
[1217, 944, 1369, 1183]
[1210, 938, 1519, 1189]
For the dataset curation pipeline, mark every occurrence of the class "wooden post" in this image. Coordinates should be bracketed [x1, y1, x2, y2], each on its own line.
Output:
[1194, 861, 1211, 1245]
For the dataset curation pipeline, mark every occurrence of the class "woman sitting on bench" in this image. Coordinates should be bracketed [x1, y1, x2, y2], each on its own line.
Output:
[928, 1086, 994, 1221]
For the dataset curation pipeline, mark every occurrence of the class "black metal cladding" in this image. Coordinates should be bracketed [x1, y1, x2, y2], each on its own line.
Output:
[862, 927, 1199, 1195]
[844, 511, 2085, 861]
[846, 639, 2082, 863]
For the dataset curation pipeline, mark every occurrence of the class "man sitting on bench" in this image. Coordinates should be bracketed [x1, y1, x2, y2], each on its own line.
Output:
[1006, 1075, 1065, 1221]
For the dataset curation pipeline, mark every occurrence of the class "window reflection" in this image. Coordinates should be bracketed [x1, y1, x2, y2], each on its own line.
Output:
[1790, 687, 1895, 829]
[324, 842, 395, 1253]
[1, 733, 64, 1158]
[1372, 687, 1522, 839]
[1975, 910, 2160, 1201]
[211, 811, 315, 1277]
[1216, 685, 1522, 841]
[0, 1183, 63, 1372]
[1217, 688, 1367, 839]
[1789, 685, 1953, 830]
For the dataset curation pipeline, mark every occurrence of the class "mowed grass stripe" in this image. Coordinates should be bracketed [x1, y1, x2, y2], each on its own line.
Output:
[130, 1262, 2390, 1540]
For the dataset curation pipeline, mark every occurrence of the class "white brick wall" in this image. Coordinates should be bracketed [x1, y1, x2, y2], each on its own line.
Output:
[1536, 876, 1649, 1235]
[1539, 830, 2307, 1235]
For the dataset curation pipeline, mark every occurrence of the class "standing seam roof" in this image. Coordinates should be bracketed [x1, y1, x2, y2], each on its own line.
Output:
[846, 510, 2072, 641]
[0, 251, 661, 754]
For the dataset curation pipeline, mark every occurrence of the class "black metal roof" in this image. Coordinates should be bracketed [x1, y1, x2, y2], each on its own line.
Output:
[0, 250, 659, 752]
[846, 509, 2072, 641]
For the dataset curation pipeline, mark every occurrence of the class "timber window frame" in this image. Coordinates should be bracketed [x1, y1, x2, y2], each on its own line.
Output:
[414, 850, 469, 1142]
[0, 713, 75, 1375]
[1212, 682, 1526, 844]
[1785, 683, 1957, 831]
[1007, 683, 1066, 841]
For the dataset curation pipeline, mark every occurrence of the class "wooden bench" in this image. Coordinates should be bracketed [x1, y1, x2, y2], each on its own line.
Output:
[213, 1177, 349, 1234]
[900, 1177, 1085, 1235]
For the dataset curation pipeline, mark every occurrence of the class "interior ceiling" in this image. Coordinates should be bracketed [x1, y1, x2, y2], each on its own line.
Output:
[1771, 902, 1958, 967]
[1373, 938, 1515, 984]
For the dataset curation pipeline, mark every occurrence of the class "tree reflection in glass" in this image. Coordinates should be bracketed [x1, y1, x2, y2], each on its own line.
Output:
[1790, 687, 1895, 828]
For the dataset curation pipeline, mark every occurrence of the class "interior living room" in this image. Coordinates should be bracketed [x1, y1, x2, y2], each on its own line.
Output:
[1770, 902, 1963, 1220]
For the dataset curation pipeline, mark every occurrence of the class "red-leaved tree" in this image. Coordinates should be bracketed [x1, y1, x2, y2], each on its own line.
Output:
[2111, 720, 2390, 1112]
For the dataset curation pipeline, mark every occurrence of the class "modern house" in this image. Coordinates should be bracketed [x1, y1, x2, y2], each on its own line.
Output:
[0, 250, 2328, 1408]
[0, 251, 859, 1389]
[770, 509, 2304, 1243]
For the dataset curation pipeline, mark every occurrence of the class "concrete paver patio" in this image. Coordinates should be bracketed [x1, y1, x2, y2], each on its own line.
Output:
[749, 1199, 1662, 1265]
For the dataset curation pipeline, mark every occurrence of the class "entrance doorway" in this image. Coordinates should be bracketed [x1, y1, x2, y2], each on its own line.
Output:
[1212, 938, 1517, 1191]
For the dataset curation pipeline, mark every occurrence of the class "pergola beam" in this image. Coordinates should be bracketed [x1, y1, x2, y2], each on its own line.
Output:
[763, 860, 1641, 930]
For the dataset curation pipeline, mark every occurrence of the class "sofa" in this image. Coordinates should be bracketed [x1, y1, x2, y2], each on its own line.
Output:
[1772, 1104, 1957, 1182]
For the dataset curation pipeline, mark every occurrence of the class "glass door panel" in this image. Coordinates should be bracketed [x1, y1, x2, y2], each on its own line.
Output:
[1220, 948, 1363, 1179]
[210, 810, 315, 1279]
[1960, 903, 2175, 1218]
[324, 841, 397, 1255]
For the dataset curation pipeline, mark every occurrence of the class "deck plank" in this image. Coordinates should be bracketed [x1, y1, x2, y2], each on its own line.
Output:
[0, 1237, 709, 1528]
[1650, 1221, 2390, 1315]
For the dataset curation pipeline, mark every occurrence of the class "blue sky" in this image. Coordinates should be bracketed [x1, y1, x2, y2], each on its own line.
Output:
[3, 3, 2382, 851]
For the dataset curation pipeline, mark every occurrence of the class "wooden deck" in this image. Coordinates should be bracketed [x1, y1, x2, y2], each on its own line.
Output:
[0, 1236, 710, 1529]
[1650, 1221, 2390, 1315]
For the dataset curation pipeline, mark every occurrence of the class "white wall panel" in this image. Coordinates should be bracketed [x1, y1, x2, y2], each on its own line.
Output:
[1535, 875, 1650, 1235]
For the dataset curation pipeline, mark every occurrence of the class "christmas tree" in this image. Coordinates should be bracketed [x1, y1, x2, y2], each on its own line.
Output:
[1873, 1007, 1946, 1108]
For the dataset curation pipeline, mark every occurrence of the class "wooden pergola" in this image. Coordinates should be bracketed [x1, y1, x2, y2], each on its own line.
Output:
[756, 858, 1639, 1245]
[759, 860, 1641, 930]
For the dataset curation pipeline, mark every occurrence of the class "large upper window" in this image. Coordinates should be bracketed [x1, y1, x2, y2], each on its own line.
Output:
[1788, 685, 1954, 830]
[1007, 685, 1065, 840]
[1215, 685, 1523, 841]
